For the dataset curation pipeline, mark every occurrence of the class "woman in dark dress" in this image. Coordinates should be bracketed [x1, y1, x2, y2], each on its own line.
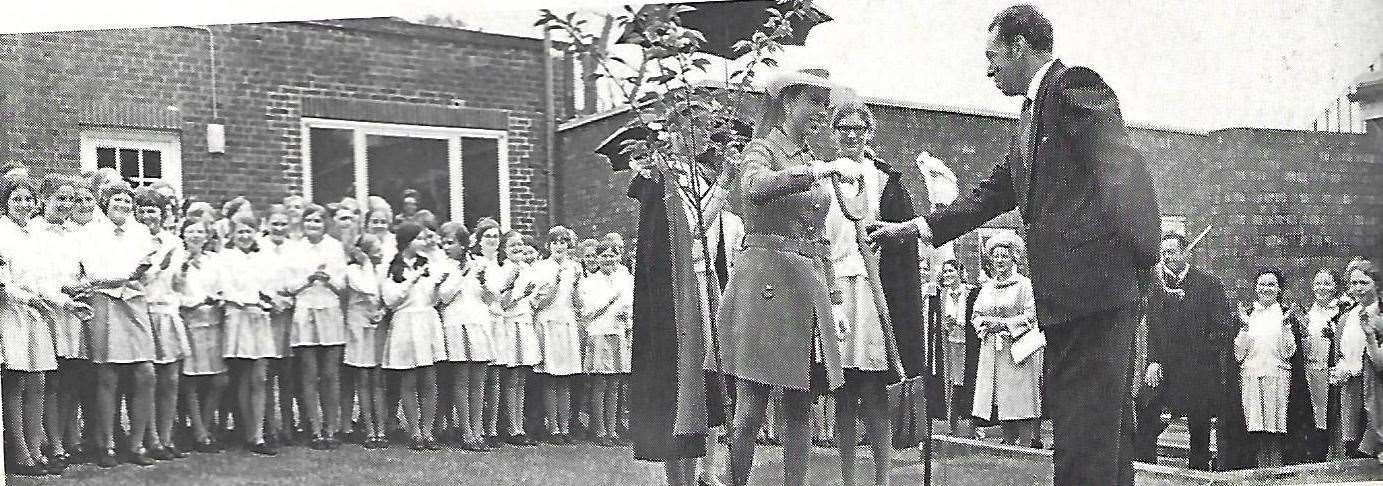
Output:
[928, 259, 981, 439]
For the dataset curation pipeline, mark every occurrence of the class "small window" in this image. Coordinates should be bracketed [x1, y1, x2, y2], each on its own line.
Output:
[80, 129, 182, 192]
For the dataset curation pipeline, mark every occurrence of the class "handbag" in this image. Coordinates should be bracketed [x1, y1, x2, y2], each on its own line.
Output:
[1010, 327, 1046, 364]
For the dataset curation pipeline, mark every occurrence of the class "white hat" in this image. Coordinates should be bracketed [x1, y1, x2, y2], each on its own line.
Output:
[984, 231, 1026, 258]
[765, 68, 836, 99]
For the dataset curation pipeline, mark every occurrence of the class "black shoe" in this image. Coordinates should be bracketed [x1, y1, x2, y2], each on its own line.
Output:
[45, 455, 68, 474]
[194, 439, 219, 453]
[309, 435, 330, 450]
[128, 450, 157, 466]
[149, 446, 176, 461]
[12, 462, 48, 476]
[425, 438, 444, 451]
[409, 437, 428, 451]
[97, 449, 120, 468]
[250, 441, 278, 456]
[597, 436, 619, 447]
[168, 444, 190, 458]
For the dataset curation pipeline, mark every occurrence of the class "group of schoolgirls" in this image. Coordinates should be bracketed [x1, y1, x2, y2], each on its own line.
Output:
[0, 165, 637, 478]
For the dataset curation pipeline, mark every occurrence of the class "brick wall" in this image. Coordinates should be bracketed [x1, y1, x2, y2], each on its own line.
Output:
[0, 18, 574, 234]
[556, 98, 1382, 300]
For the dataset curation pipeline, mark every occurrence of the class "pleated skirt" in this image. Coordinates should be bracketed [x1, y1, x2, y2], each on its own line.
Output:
[87, 293, 155, 364]
[182, 306, 225, 375]
[536, 319, 582, 376]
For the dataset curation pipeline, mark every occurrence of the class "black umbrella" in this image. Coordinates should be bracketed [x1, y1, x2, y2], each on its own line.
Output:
[596, 115, 753, 172]
[618, 0, 833, 59]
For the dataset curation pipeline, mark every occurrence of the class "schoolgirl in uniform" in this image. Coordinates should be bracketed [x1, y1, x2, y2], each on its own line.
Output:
[344, 233, 388, 449]
[83, 184, 160, 467]
[471, 219, 506, 447]
[284, 204, 349, 449]
[330, 202, 363, 442]
[216, 214, 281, 456]
[364, 206, 397, 265]
[436, 221, 494, 451]
[606, 233, 635, 444]
[258, 205, 299, 445]
[532, 226, 583, 444]
[177, 218, 228, 453]
[134, 188, 192, 460]
[381, 222, 446, 451]
[0, 175, 59, 476]
[60, 175, 105, 462]
[30, 173, 89, 472]
[495, 231, 542, 446]
[577, 240, 632, 447]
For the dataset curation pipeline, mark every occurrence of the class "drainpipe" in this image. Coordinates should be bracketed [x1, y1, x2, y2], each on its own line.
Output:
[543, 27, 558, 230]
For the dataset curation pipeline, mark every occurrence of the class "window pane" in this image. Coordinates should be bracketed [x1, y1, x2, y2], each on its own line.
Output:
[142, 150, 162, 179]
[96, 147, 117, 169]
[309, 128, 355, 206]
[461, 137, 500, 230]
[118, 149, 140, 179]
[367, 135, 449, 222]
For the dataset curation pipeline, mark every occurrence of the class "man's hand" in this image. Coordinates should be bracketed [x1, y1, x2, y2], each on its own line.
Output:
[1145, 362, 1163, 388]
[865, 220, 929, 252]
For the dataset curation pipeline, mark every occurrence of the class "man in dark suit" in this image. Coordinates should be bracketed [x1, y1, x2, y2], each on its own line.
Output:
[1136, 233, 1235, 470]
[867, 4, 1160, 485]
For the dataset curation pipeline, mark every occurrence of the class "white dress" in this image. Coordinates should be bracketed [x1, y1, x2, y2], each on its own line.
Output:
[343, 261, 385, 367]
[437, 257, 494, 363]
[1235, 302, 1296, 433]
[380, 256, 446, 369]
[215, 248, 281, 359]
[578, 269, 630, 374]
[825, 163, 889, 372]
[493, 262, 542, 368]
[27, 217, 86, 360]
[143, 232, 192, 364]
[531, 258, 583, 376]
[0, 216, 57, 371]
[258, 237, 297, 357]
[283, 236, 348, 347]
[179, 250, 225, 375]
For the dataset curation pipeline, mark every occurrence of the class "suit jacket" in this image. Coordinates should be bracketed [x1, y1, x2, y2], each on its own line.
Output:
[1145, 265, 1235, 413]
[924, 61, 1160, 327]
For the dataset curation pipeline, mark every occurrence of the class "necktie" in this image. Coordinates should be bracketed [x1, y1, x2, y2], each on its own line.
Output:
[1019, 98, 1035, 166]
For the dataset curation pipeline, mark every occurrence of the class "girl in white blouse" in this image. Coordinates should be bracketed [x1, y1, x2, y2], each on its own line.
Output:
[1301, 268, 1346, 460]
[344, 234, 388, 449]
[435, 222, 493, 451]
[216, 215, 281, 456]
[381, 222, 447, 451]
[0, 175, 59, 476]
[495, 231, 543, 446]
[1340, 267, 1383, 464]
[577, 240, 633, 447]
[134, 188, 191, 460]
[30, 174, 92, 471]
[283, 204, 349, 449]
[83, 184, 160, 467]
[177, 219, 227, 453]
[1234, 269, 1299, 467]
[532, 226, 583, 444]
[471, 219, 506, 447]
[258, 205, 299, 445]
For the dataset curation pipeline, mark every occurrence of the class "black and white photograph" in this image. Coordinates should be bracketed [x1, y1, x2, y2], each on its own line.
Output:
[0, 0, 1381, 484]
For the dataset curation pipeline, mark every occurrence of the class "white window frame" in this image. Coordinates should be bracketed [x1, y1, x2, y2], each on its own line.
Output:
[79, 128, 183, 194]
[300, 118, 510, 229]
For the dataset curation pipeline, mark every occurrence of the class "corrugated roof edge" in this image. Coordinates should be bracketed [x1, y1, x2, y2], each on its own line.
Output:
[559, 80, 1206, 136]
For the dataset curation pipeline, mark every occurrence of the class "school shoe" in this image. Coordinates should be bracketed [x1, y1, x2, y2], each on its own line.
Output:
[483, 435, 503, 448]
[97, 449, 121, 468]
[309, 435, 331, 450]
[249, 441, 278, 456]
[425, 438, 444, 451]
[128, 449, 157, 466]
[11, 462, 48, 477]
[409, 437, 429, 451]
[44, 454, 68, 474]
[596, 436, 619, 447]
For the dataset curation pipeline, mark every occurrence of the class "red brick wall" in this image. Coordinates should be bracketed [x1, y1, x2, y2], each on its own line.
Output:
[0, 19, 574, 234]
[557, 101, 1381, 300]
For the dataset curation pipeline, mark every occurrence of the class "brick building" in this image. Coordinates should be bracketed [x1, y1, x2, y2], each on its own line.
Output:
[555, 92, 1383, 300]
[0, 18, 575, 232]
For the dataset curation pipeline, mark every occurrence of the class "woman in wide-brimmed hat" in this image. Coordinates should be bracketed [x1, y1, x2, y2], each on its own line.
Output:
[710, 68, 854, 486]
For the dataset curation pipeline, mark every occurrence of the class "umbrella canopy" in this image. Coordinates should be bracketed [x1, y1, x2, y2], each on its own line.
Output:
[596, 115, 754, 172]
[618, 0, 833, 59]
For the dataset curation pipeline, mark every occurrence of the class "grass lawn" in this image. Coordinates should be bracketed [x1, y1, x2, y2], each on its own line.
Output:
[5, 440, 1056, 486]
